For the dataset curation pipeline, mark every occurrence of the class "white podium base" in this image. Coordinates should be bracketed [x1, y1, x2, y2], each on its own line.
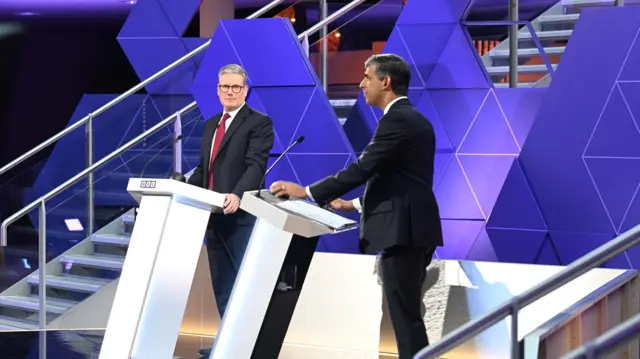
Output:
[211, 218, 294, 359]
[99, 195, 211, 359]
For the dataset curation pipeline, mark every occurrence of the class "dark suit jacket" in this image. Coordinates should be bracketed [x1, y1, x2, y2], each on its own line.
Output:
[188, 104, 274, 225]
[309, 98, 443, 254]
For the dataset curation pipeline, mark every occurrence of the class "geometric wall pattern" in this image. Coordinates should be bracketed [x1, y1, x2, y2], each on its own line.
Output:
[344, 2, 640, 268]
[343, 0, 555, 263]
[117, 0, 207, 95]
[519, 6, 640, 269]
[190, 18, 361, 252]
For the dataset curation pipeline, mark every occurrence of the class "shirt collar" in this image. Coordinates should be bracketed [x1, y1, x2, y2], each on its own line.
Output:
[224, 102, 246, 120]
[383, 96, 408, 115]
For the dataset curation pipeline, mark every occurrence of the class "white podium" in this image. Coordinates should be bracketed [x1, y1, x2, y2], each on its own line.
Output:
[99, 178, 225, 359]
[210, 190, 358, 359]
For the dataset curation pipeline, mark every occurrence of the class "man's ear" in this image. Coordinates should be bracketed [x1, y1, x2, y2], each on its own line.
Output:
[383, 76, 391, 90]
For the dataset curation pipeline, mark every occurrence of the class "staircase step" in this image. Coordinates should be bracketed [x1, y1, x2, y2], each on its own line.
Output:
[489, 46, 566, 58]
[493, 82, 535, 88]
[486, 63, 558, 76]
[0, 315, 38, 330]
[28, 274, 111, 293]
[92, 233, 131, 246]
[0, 295, 77, 315]
[538, 13, 580, 24]
[330, 99, 357, 107]
[519, 30, 572, 41]
[122, 213, 135, 225]
[60, 253, 125, 271]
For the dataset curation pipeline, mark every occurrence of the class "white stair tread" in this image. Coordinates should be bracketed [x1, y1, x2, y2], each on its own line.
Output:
[330, 99, 357, 107]
[122, 213, 135, 225]
[493, 82, 536, 88]
[92, 233, 131, 246]
[519, 29, 573, 40]
[538, 14, 580, 23]
[489, 46, 566, 57]
[486, 63, 558, 75]
[0, 295, 77, 315]
[28, 274, 111, 293]
[60, 253, 125, 270]
[0, 315, 38, 330]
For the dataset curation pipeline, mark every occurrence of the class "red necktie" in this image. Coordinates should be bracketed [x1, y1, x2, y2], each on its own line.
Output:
[208, 113, 230, 190]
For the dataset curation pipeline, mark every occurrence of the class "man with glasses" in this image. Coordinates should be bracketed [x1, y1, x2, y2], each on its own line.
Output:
[188, 65, 274, 356]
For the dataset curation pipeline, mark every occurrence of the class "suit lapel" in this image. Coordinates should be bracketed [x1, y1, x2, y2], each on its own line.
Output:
[214, 105, 250, 161]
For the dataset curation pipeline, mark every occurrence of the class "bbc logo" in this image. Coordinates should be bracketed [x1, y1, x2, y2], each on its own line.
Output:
[140, 180, 157, 189]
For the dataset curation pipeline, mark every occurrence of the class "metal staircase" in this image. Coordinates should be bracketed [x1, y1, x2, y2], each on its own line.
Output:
[483, 1, 578, 88]
[0, 210, 134, 330]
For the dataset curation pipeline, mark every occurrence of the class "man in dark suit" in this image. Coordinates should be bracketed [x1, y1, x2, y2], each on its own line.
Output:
[269, 54, 442, 359]
[188, 64, 274, 323]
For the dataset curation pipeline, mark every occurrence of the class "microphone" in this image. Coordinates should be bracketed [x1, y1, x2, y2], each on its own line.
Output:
[256, 135, 305, 198]
[170, 172, 186, 182]
[139, 135, 183, 179]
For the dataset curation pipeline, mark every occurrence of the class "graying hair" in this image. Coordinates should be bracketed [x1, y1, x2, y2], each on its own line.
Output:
[364, 54, 410, 96]
[218, 64, 248, 85]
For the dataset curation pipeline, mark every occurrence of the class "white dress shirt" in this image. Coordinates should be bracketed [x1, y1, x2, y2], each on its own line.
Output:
[306, 96, 408, 212]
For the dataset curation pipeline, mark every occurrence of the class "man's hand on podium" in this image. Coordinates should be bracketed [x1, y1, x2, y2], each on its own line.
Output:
[269, 181, 307, 199]
[223, 193, 240, 214]
[328, 198, 356, 212]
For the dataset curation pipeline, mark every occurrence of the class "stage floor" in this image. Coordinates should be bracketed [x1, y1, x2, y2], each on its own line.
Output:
[0, 330, 399, 359]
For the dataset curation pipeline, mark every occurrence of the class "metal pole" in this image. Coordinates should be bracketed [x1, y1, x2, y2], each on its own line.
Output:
[509, 0, 519, 88]
[173, 113, 182, 174]
[38, 199, 47, 359]
[511, 300, 519, 359]
[615, 0, 624, 6]
[320, 0, 329, 92]
[86, 114, 94, 238]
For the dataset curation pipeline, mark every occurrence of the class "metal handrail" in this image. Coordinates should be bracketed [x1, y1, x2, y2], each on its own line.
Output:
[414, 224, 640, 359]
[561, 311, 640, 359]
[0, 0, 284, 179]
[0, 101, 198, 246]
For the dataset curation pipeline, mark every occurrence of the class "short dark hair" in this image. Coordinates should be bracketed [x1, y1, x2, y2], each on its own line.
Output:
[365, 54, 411, 96]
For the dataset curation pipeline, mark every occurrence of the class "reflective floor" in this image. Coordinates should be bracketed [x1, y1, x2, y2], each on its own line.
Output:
[0, 330, 398, 359]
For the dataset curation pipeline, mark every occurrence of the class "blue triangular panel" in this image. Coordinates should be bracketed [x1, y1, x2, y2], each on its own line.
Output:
[426, 25, 490, 89]
[434, 157, 484, 220]
[487, 159, 547, 231]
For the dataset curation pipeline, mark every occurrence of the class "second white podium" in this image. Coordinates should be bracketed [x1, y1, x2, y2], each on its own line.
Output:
[210, 190, 358, 359]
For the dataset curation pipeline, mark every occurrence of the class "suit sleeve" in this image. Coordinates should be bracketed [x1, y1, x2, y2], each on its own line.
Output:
[231, 115, 275, 199]
[309, 115, 407, 205]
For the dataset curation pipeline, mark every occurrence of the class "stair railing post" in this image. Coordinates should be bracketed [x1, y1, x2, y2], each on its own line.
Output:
[173, 112, 182, 174]
[511, 298, 519, 359]
[86, 113, 94, 238]
[509, 0, 519, 88]
[615, 0, 624, 6]
[320, 0, 329, 92]
[38, 199, 47, 359]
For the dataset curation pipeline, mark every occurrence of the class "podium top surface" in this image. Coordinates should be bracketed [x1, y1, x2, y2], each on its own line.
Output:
[127, 178, 225, 210]
[240, 190, 358, 238]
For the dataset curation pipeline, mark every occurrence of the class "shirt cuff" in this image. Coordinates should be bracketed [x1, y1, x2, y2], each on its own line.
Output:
[352, 198, 362, 213]
[305, 186, 314, 201]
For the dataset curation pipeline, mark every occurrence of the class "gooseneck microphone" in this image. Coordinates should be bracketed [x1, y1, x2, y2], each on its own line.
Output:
[256, 135, 305, 198]
[139, 134, 183, 179]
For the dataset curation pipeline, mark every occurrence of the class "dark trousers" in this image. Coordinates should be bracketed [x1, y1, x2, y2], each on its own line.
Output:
[381, 245, 435, 359]
[205, 217, 254, 317]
